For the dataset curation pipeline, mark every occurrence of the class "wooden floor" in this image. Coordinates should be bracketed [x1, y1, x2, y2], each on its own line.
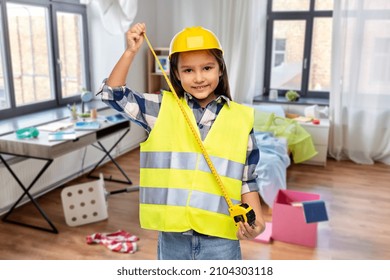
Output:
[1, 148, 390, 260]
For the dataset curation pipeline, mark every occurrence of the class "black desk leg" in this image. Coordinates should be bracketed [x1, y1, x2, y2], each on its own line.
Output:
[0, 155, 58, 234]
[87, 128, 133, 185]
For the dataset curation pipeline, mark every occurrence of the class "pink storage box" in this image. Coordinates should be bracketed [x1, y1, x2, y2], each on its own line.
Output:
[272, 189, 321, 247]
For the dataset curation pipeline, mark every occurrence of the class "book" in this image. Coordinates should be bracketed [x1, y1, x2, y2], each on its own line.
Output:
[302, 200, 328, 223]
[39, 121, 74, 132]
[293, 116, 313, 123]
[48, 131, 77, 141]
[105, 113, 126, 123]
[74, 121, 101, 130]
[292, 200, 329, 223]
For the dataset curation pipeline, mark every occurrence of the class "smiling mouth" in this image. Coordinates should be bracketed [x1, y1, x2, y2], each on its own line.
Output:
[192, 85, 209, 90]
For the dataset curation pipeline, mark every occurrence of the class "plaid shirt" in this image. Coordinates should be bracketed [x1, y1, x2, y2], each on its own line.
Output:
[98, 81, 259, 194]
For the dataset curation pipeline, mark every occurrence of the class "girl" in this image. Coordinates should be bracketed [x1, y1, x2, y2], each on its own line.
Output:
[99, 22, 265, 260]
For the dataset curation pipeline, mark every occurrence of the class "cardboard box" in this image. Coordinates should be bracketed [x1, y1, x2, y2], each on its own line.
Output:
[253, 222, 273, 243]
[272, 189, 328, 247]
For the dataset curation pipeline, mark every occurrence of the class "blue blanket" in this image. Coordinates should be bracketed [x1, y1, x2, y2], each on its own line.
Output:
[254, 131, 291, 207]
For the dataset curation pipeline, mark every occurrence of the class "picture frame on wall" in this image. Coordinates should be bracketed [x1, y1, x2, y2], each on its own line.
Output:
[155, 55, 169, 73]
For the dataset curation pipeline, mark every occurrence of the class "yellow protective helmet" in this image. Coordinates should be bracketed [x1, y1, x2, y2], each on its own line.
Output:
[169, 26, 223, 58]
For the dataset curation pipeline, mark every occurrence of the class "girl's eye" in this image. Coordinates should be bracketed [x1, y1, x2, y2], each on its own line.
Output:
[183, 69, 192, 73]
[204, 66, 214, 71]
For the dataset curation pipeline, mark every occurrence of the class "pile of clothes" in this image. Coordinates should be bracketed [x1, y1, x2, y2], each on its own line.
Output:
[86, 230, 139, 253]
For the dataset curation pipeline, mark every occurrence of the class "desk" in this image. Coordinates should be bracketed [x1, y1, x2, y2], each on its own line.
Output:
[0, 116, 137, 233]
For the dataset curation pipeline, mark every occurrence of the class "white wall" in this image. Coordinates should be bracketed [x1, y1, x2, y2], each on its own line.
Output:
[154, 0, 220, 49]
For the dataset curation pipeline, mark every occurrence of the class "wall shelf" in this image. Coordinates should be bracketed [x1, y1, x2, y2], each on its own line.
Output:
[147, 47, 169, 93]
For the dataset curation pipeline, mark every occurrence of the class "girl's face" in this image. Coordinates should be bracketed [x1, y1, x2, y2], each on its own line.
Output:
[176, 50, 221, 108]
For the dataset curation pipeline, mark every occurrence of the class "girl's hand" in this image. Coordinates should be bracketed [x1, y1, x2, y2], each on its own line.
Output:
[126, 23, 146, 54]
[236, 220, 265, 240]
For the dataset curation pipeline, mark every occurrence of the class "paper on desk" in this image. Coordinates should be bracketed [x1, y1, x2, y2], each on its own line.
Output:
[48, 131, 77, 141]
[38, 121, 74, 132]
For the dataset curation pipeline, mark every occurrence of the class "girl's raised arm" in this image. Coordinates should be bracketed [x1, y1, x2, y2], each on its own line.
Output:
[106, 23, 146, 87]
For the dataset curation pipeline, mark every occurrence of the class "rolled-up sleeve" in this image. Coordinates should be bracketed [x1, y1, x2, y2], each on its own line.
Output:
[97, 79, 162, 133]
[241, 129, 260, 195]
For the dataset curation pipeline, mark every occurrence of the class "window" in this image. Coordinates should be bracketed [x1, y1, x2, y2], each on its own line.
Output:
[0, 0, 89, 119]
[273, 38, 286, 67]
[264, 0, 333, 99]
[56, 11, 88, 99]
[270, 20, 306, 91]
[7, 3, 54, 107]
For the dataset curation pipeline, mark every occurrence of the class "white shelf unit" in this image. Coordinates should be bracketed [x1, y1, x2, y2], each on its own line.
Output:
[300, 119, 330, 166]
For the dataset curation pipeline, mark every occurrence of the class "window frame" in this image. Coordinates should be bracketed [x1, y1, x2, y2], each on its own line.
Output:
[52, 2, 90, 104]
[263, 0, 333, 100]
[0, 0, 90, 120]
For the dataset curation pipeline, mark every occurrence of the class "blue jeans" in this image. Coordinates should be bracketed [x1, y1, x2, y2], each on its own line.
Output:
[157, 231, 242, 260]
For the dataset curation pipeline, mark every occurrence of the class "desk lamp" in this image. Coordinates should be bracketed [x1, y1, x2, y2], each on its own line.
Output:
[81, 90, 93, 113]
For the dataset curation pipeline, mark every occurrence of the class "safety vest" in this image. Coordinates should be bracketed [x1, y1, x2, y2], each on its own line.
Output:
[139, 91, 254, 240]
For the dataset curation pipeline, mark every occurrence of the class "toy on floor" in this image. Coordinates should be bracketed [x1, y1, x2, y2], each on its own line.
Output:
[61, 173, 135, 227]
[86, 229, 139, 253]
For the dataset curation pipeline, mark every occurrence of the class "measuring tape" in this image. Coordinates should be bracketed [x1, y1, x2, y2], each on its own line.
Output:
[143, 33, 255, 227]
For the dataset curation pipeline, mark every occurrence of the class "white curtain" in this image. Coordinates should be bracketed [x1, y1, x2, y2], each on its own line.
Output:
[215, 1, 267, 104]
[329, 0, 390, 164]
[171, 0, 267, 103]
[84, 0, 138, 35]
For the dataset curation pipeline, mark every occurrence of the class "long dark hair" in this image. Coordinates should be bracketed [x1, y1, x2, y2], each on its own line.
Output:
[169, 49, 232, 100]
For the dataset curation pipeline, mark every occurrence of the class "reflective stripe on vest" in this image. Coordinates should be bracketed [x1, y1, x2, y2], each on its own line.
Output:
[140, 151, 245, 181]
[140, 187, 241, 215]
[139, 91, 254, 240]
